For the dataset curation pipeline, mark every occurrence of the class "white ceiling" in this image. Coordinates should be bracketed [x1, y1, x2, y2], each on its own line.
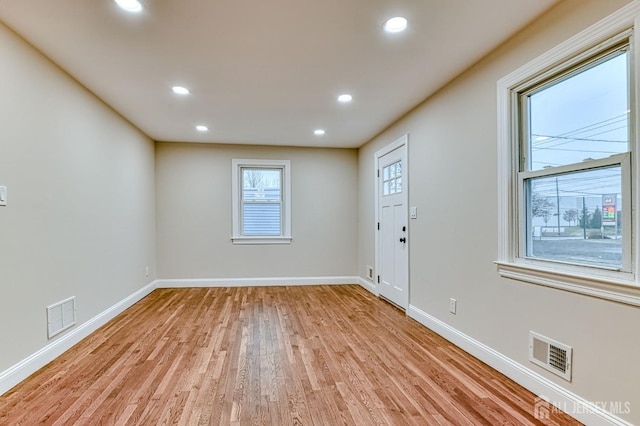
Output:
[0, 0, 559, 148]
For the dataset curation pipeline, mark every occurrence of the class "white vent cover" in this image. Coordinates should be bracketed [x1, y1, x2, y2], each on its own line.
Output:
[47, 297, 76, 339]
[529, 331, 572, 381]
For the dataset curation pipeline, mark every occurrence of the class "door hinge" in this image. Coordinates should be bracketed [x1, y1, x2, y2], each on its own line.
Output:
[377, 222, 380, 230]
[377, 275, 380, 284]
[377, 169, 380, 178]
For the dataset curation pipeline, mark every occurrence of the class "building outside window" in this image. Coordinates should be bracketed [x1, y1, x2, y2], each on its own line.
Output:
[231, 159, 291, 244]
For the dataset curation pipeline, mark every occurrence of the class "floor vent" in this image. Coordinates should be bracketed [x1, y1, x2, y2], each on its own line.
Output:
[529, 331, 572, 381]
[47, 297, 76, 339]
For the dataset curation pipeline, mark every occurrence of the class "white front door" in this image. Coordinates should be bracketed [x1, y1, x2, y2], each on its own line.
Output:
[376, 136, 408, 309]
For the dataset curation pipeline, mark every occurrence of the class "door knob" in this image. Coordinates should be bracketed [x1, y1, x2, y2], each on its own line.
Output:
[399, 237, 406, 243]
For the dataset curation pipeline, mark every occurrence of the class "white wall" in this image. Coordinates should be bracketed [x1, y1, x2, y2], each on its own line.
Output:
[0, 23, 156, 373]
[359, 0, 638, 423]
[156, 142, 358, 279]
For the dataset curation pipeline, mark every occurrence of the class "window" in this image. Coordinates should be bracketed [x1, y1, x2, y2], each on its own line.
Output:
[232, 159, 291, 244]
[382, 160, 402, 195]
[520, 45, 631, 271]
[497, 3, 640, 306]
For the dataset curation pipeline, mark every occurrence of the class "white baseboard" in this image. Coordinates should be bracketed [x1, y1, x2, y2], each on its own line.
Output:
[357, 276, 378, 295]
[156, 276, 359, 288]
[0, 280, 157, 397]
[407, 305, 633, 426]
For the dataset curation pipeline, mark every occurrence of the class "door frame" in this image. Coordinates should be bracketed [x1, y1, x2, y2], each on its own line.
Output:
[374, 134, 409, 308]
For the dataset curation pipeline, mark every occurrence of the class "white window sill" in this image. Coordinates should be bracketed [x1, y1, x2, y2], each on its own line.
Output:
[232, 237, 292, 245]
[495, 261, 640, 307]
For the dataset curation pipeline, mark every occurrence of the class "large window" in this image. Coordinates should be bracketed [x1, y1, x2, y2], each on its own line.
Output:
[232, 159, 291, 244]
[520, 44, 631, 271]
[497, 3, 640, 306]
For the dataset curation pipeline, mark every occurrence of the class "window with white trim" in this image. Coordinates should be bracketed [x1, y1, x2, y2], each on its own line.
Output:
[232, 159, 291, 244]
[497, 3, 640, 305]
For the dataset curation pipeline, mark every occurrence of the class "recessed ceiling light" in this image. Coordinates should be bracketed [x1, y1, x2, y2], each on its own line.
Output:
[384, 17, 408, 33]
[172, 86, 189, 95]
[114, 0, 143, 13]
[337, 94, 353, 103]
[196, 125, 208, 132]
[314, 129, 326, 136]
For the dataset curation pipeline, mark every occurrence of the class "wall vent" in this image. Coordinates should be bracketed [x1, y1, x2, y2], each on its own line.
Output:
[529, 331, 572, 381]
[47, 297, 76, 339]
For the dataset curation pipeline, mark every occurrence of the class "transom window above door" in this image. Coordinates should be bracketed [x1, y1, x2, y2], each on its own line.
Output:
[383, 160, 402, 195]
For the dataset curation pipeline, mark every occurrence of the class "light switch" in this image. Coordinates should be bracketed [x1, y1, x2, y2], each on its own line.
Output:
[0, 186, 6, 206]
[410, 206, 417, 219]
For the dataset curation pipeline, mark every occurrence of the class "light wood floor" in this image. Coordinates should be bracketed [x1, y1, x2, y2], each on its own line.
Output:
[0, 285, 580, 425]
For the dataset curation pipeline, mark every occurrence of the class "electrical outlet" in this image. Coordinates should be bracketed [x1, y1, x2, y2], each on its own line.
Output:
[145, 266, 149, 277]
[449, 298, 457, 314]
[0, 186, 7, 206]
[366, 265, 374, 280]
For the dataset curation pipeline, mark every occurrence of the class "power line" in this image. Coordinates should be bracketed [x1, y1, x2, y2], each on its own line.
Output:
[532, 112, 628, 145]
[532, 133, 627, 144]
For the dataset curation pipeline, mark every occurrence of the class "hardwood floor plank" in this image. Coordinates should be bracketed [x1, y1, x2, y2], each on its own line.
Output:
[0, 285, 582, 425]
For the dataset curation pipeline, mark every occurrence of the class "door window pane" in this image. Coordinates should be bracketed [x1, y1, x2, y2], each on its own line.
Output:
[382, 160, 402, 195]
